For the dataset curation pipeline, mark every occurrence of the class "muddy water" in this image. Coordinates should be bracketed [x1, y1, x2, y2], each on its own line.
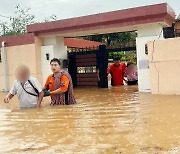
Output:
[0, 86, 180, 154]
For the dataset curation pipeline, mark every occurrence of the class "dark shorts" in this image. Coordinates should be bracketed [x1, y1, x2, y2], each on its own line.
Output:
[128, 80, 138, 85]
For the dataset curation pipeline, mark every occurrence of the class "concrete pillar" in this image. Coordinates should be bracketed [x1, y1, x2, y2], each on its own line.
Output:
[55, 37, 67, 59]
[41, 36, 67, 83]
[43, 36, 67, 60]
[1, 41, 8, 92]
[136, 24, 164, 92]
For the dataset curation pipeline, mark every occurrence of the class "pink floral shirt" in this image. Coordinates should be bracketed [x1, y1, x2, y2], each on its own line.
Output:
[124, 68, 138, 81]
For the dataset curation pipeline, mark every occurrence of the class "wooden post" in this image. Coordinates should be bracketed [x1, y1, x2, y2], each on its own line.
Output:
[97, 45, 108, 88]
[68, 53, 77, 87]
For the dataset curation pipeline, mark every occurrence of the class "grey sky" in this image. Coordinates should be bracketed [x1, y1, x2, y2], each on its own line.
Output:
[0, 0, 179, 22]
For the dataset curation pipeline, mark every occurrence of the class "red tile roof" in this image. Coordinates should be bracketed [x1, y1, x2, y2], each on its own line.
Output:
[64, 38, 103, 48]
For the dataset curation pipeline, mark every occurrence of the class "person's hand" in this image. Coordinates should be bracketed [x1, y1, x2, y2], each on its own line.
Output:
[107, 73, 112, 80]
[43, 89, 51, 97]
[4, 96, 10, 103]
[123, 79, 128, 84]
[35, 103, 41, 108]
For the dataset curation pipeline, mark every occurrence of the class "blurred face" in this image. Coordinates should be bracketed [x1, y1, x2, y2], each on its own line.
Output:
[51, 62, 60, 74]
[114, 60, 120, 66]
[15, 66, 30, 83]
[128, 64, 135, 72]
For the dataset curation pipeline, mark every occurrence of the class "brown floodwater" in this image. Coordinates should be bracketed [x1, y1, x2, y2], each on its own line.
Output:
[0, 86, 180, 154]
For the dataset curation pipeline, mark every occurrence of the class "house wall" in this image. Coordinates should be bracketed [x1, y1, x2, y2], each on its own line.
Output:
[136, 24, 164, 92]
[0, 44, 36, 91]
[175, 21, 180, 36]
[35, 37, 44, 85]
[0, 55, 4, 90]
[148, 37, 180, 95]
[41, 36, 67, 84]
[0, 38, 44, 91]
[175, 21, 180, 30]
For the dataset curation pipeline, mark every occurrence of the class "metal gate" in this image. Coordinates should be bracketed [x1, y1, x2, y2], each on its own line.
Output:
[68, 45, 108, 88]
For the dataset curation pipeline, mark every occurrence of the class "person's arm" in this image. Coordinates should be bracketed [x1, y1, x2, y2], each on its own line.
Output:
[42, 76, 51, 97]
[32, 78, 44, 108]
[4, 81, 17, 103]
[122, 63, 127, 81]
[4, 93, 14, 103]
[122, 63, 126, 76]
[50, 89, 64, 95]
[107, 65, 112, 79]
[36, 91, 44, 108]
[43, 75, 51, 90]
[107, 66, 111, 74]
[123, 66, 128, 83]
[50, 75, 69, 95]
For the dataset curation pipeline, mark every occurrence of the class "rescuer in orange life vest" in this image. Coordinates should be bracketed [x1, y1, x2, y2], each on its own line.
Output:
[43, 58, 76, 105]
[107, 57, 126, 86]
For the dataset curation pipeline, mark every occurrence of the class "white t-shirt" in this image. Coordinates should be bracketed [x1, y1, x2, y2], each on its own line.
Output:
[10, 77, 42, 108]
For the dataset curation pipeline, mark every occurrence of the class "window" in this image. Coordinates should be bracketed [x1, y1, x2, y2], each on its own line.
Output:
[77, 66, 97, 74]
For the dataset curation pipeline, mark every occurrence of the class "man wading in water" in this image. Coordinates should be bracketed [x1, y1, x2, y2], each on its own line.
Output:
[107, 57, 126, 86]
[43, 58, 76, 105]
[3, 65, 44, 108]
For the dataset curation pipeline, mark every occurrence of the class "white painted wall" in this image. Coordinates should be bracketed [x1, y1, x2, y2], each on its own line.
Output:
[44, 37, 57, 45]
[41, 36, 67, 84]
[41, 45, 54, 84]
[136, 24, 164, 92]
[55, 37, 67, 59]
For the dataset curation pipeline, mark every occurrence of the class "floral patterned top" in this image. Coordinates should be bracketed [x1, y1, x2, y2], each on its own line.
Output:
[124, 68, 138, 81]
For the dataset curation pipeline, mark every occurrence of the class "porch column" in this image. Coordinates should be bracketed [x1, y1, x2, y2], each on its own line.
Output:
[1, 41, 8, 92]
[55, 37, 67, 60]
[136, 24, 164, 92]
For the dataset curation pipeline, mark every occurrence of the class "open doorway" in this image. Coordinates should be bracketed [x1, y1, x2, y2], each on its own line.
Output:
[107, 39, 137, 87]
[80, 31, 137, 87]
[68, 31, 137, 88]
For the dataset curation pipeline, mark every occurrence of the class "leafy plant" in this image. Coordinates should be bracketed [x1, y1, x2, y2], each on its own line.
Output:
[109, 51, 137, 64]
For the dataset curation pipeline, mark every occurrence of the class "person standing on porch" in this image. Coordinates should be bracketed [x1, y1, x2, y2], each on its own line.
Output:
[43, 58, 76, 105]
[107, 57, 126, 86]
